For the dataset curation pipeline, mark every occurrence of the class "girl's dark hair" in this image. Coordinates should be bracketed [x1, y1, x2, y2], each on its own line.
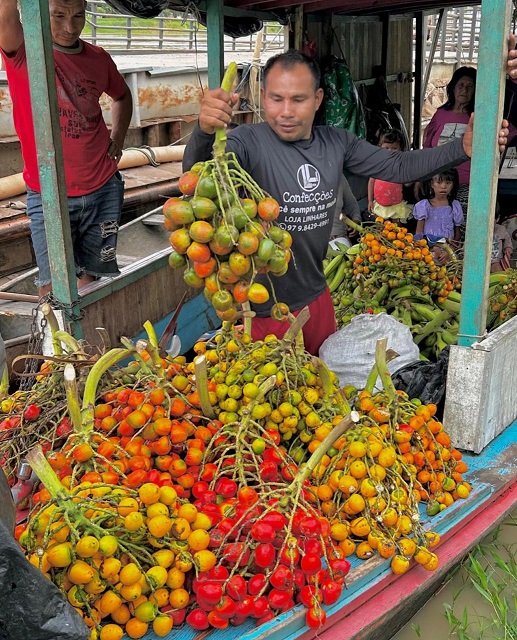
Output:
[263, 50, 321, 92]
[378, 128, 406, 151]
[424, 168, 459, 204]
[439, 66, 477, 114]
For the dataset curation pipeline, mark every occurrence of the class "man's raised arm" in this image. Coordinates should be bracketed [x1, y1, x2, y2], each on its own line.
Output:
[0, 0, 24, 54]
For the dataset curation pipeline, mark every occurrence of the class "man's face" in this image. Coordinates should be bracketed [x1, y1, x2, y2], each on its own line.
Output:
[261, 63, 323, 142]
[49, 0, 86, 48]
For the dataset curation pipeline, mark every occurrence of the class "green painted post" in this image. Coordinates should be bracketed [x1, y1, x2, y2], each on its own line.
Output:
[457, 0, 511, 346]
[18, 0, 82, 336]
[206, 0, 224, 89]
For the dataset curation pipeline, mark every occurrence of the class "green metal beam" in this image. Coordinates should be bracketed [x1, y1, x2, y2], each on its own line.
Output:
[206, 0, 225, 89]
[412, 12, 424, 149]
[458, 0, 511, 346]
[18, 0, 82, 336]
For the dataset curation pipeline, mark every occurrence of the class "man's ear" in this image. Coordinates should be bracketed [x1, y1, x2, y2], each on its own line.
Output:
[315, 87, 324, 109]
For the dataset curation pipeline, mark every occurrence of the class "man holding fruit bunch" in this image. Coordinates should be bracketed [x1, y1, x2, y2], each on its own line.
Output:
[185, 46, 515, 355]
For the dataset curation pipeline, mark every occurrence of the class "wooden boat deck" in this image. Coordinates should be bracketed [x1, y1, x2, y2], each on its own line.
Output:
[141, 420, 517, 640]
[0, 161, 183, 279]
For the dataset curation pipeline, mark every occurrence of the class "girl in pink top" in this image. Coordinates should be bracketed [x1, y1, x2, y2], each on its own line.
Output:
[368, 130, 412, 223]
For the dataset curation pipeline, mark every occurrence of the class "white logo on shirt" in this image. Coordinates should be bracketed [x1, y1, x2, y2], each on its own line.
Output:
[438, 123, 467, 147]
[297, 164, 320, 192]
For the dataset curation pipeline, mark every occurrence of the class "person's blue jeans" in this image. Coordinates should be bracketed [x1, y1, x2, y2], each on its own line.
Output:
[26, 172, 124, 287]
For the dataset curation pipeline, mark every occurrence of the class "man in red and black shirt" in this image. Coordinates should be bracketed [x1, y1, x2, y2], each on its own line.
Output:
[0, 0, 133, 296]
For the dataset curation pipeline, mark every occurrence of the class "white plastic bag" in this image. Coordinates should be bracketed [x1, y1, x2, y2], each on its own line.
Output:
[319, 313, 419, 390]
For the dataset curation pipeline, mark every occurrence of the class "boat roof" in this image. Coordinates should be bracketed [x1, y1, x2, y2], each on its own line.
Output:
[171, 0, 476, 19]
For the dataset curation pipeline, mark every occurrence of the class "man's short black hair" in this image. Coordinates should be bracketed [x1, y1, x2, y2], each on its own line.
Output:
[263, 50, 321, 92]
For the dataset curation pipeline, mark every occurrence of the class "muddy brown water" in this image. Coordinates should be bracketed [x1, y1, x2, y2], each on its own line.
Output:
[392, 507, 517, 639]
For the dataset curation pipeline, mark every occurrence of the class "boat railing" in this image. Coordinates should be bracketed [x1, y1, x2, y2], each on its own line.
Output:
[83, 0, 285, 54]
[423, 6, 480, 66]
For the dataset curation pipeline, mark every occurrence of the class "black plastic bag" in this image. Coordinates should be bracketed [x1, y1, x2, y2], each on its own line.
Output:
[198, 13, 263, 39]
[0, 469, 14, 534]
[103, 0, 169, 18]
[0, 519, 89, 640]
[391, 346, 450, 409]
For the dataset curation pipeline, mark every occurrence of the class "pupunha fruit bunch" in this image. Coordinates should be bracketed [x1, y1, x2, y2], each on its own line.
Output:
[166, 63, 293, 324]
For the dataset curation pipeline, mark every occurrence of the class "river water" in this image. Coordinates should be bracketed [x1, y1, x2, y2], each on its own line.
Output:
[392, 507, 517, 640]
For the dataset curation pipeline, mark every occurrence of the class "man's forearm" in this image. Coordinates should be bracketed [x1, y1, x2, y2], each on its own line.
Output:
[348, 135, 469, 185]
[110, 89, 133, 147]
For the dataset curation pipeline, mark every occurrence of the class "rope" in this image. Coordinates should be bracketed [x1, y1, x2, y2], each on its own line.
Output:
[123, 145, 160, 167]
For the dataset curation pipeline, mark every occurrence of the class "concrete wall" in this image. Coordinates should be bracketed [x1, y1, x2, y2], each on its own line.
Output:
[444, 314, 517, 453]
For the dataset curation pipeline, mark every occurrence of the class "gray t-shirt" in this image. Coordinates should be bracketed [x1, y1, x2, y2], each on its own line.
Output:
[184, 122, 468, 315]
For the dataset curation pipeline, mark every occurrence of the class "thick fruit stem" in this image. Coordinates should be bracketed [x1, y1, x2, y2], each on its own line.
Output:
[0, 365, 9, 400]
[63, 364, 83, 434]
[284, 307, 310, 344]
[81, 347, 133, 431]
[194, 355, 216, 418]
[144, 320, 159, 348]
[53, 330, 84, 358]
[313, 357, 335, 402]
[295, 412, 359, 486]
[214, 62, 238, 158]
[41, 303, 62, 356]
[375, 338, 397, 399]
[26, 445, 71, 504]
[343, 216, 364, 234]
[242, 301, 253, 338]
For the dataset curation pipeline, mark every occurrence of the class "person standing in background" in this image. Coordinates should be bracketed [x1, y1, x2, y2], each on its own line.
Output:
[0, 0, 133, 297]
[422, 67, 476, 217]
[491, 206, 513, 272]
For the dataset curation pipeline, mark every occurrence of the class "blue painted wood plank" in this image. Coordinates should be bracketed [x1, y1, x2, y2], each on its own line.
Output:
[18, 0, 81, 335]
[134, 293, 220, 355]
[458, 0, 512, 346]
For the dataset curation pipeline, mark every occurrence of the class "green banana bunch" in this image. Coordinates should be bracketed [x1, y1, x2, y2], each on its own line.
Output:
[433, 334, 449, 358]
[390, 285, 435, 306]
[369, 283, 389, 306]
[412, 307, 452, 345]
[328, 259, 349, 293]
[400, 306, 414, 328]
[411, 302, 443, 323]
[446, 290, 461, 304]
[489, 271, 512, 287]
[346, 244, 361, 257]
[438, 328, 458, 345]
[436, 297, 461, 315]
[324, 254, 345, 279]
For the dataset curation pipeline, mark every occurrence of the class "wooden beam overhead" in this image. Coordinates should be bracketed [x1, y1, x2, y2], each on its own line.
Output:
[225, 0, 275, 6]
[241, 0, 300, 10]
[302, 0, 457, 13]
[224, 0, 476, 15]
